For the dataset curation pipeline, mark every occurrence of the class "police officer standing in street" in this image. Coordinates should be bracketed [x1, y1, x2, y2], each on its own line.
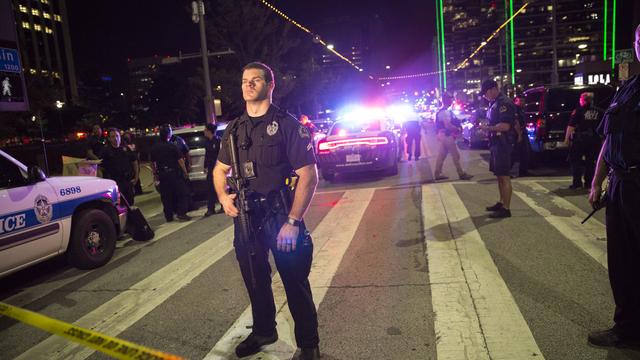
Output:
[213, 62, 320, 360]
[433, 94, 473, 180]
[565, 92, 603, 189]
[480, 79, 516, 218]
[403, 113, 422, 161]
[203, 123, 221, 217]
[101, 128, 138, 206]
[587, 24, 640, 348]
[151, 126, 191, 222]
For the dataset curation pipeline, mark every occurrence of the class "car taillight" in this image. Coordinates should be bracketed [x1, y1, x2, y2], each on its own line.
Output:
[536, 118, 546, 139]
[317, 136, 389, 154]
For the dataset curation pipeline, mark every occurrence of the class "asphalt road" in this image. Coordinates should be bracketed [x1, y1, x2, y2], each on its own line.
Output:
[1, 132, 638, 360]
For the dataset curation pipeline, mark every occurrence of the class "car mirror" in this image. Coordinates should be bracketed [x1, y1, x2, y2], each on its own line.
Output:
[27, 165, 46, 184]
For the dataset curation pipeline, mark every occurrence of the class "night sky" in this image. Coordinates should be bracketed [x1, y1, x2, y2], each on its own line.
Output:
[66, 0, 436, 90]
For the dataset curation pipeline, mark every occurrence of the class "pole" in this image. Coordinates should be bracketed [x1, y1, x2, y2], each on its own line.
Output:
[196, 1, 216, 124]
[551, 0, 559, 85]
[37, 117, 49, 176]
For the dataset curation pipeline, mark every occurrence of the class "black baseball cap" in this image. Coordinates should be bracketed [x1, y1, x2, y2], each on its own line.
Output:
[480, 79, 498, 96]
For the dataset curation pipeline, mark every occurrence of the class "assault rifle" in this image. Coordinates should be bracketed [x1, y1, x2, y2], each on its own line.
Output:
[227, 123, 257, 288]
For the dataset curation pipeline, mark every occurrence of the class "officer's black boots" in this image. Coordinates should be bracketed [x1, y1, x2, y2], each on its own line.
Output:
[485, 202, 503, 212]
[293, 347, 321, 360]
[235, 332, 278, 358]
[588, 328, 640, 348]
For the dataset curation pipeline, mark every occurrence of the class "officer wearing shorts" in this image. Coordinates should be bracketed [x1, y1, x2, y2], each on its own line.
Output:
[481, 79, 515, 218]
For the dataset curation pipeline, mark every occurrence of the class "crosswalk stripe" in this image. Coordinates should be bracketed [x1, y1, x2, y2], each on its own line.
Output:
[513, 182, 607, 269]
[203, 188, 375, 360]
[14, 225, 234, 360]
[3, 208, 208, 309]
[423, 183, 544, 360]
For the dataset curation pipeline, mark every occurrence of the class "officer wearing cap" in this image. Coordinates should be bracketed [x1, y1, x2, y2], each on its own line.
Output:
[587, 24, 640, 348]
[480, 79, 516, 218]
[213, 62, 320, 360]
[564, 92, 603, 189]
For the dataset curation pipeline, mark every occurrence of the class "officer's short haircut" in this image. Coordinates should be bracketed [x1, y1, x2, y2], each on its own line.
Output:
[242, 62, 274, 84]
[159, 126, 171, 142]
[205, 123, 217, 133]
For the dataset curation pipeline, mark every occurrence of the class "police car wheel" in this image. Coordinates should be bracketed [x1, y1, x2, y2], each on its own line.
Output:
[321, 170, 335, 182]
[67, 209, 116, 270]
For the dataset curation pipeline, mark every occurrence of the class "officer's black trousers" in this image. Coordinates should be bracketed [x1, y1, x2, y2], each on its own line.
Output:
[405, 130, 421, 159]
[606, 174, 640, 339]
[116, 180, 135, 207]
[206, 167, 218, 212]
[568, 137, 600, 187]
[158, 173, 189, 221]
[234, 216, 319, 348]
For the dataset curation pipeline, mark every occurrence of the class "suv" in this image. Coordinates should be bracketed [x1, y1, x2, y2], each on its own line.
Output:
[523, 85, 614, 153]
[0, 149, 127, 277]
[172, 123, 228, 194]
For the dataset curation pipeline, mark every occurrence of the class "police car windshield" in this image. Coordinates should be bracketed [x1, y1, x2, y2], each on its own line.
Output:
[179, 132, 206, 150]
[330, 121, 381, 136]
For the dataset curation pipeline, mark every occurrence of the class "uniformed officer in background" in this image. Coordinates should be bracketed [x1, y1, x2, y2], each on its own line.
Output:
[151, 126, 191, 222]
[403, 112, 422, 161]
[203, 123, 221, 217]
[86, 124, 105, 160]
[513, 96, 531, 177]
[101, 128, 138, 206]
[213, 62, 320, 360]
[564, 92, 603, 189]
[480, 79, 516, 219]
[433, 93, 473, 181]
[587, 24, 640, 348]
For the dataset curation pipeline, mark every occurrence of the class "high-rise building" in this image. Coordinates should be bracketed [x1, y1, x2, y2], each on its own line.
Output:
[11, 0, 78, 103]
[438, 0, 614, 95]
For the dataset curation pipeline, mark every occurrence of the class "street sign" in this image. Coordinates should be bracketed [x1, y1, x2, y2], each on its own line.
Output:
[615, 49, 634, 64]
[0, 47, 21, 73]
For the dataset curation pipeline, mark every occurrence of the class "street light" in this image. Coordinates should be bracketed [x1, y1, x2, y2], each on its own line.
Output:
[55, 100, 64, 140]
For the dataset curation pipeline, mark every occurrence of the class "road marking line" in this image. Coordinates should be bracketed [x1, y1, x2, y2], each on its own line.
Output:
[3, 208, 208, 308]
[14, 225, 234, 360]
[423, 183, 544, 360]
[203, 188, 375, 360]
[514, 182, 607, 268]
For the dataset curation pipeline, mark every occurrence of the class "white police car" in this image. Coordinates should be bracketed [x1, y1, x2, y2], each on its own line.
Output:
[0, 149, 127, 277]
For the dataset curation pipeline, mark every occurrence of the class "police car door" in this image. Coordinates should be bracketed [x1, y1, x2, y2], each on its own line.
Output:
[0, 155, 62, 275]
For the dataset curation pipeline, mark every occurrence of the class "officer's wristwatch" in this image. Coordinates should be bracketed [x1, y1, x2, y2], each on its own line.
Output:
[286, 217, 302, 227]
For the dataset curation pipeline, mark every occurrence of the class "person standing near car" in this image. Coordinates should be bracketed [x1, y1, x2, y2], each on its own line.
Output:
[203, 123, 221, 217]
[86, 124, 105, 160]
[480, 79, 516, 219]
[213, 62, 320, 360]
[587, 24, 640, 349]
[122, 131, 143, 195]
[151, 125, 191, 222]
[403, 115, 421, 161]
[433, 94, 473, 181]
[101, 128, 138, 206]
[565, 92, 603, 189]
[513, 96, 531, 177]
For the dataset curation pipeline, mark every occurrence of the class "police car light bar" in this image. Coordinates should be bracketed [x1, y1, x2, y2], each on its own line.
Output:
[318, 136, 389, 152]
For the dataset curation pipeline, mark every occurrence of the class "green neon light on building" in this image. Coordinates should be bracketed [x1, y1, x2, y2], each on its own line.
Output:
[611, 0, 616, 69]
[504, 0, 510, 82]
[603, 0, 608, 60]
[438, 0, 447, 89]
[435, 0, 442, 90]
[509, 0, 515, 84]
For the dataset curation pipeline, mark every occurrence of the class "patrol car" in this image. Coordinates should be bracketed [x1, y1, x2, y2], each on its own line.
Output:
[0, 149, 127, 277]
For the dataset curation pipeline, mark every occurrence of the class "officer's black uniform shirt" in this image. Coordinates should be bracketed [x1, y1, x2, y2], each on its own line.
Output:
[88, 135, 105, 159]
[598, 75, 640, 170]
[569, 104, 602, 136]
[487, 93, 516, 143]
[151, 141, 183, 173]
[204, 136, 220, 170]
[218, 105, 317, 196]
[101, 145, 136, 182]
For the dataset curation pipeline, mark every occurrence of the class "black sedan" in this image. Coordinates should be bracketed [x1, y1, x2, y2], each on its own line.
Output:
[316, 120, 399, 181]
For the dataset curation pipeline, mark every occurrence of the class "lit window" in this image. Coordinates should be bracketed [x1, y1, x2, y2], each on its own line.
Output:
[43, 12, 51, 19]
[41, 0, 49, 4]
[31, 9, 40, 16]
[19, 4, 27, 12]
[29, 68, 37, 74]
[45, 27, 53, 34]
[21, 22, 30, 29]
[34, 24, 42, 31]
[54, 14, 61, 21]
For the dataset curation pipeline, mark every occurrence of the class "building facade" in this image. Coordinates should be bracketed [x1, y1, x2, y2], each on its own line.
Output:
[12, 0, 78, 103]
[438, 0, 614, 95]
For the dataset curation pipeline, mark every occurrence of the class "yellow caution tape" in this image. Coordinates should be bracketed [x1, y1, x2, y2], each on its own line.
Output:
[0, 302, 184, 360]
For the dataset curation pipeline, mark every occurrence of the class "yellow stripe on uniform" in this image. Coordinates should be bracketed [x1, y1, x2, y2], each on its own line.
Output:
[0, 302, 184, 360]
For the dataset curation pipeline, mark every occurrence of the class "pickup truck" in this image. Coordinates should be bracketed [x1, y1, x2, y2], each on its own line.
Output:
[0, 149, 127, 277]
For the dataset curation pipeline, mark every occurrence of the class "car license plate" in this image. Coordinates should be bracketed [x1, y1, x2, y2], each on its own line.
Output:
[346, 154, 361, 163]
